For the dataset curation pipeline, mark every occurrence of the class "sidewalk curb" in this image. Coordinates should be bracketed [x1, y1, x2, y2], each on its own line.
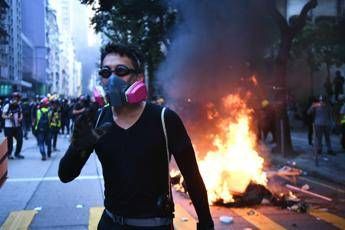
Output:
[269, 155, 345, 187]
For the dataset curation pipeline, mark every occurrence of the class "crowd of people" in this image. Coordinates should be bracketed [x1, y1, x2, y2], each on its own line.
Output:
[255, 70, 345, 157]
[0, 93, 96, 161]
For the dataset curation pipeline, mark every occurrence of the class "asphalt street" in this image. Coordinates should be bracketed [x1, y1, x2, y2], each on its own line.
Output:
[0, 132, 345, 229]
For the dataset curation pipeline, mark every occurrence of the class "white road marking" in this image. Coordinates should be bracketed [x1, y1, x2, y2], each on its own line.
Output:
[6, 175, 103, 182]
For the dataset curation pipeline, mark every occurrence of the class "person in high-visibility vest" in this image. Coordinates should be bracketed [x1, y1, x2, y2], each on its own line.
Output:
[50, 100, 61, 152]
[34, 98, 52, 161]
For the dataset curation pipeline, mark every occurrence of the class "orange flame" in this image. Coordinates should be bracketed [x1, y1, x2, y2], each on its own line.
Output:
[250, 75, 258, 86]
[198, 94, 267, 204]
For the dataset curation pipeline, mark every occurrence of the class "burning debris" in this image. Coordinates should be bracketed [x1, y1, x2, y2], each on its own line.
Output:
[170, 94, 310, 212]
[169, 93, 333, 214]
[197, 94, 267, 204]
[171, 170, 308, 213]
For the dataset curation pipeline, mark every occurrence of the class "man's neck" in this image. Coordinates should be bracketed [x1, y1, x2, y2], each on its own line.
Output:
[112, 101, 146, 118]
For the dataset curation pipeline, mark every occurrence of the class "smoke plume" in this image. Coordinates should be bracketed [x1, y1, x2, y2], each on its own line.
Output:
[157, 0, 269, 104]
[156, 0, 270, 157]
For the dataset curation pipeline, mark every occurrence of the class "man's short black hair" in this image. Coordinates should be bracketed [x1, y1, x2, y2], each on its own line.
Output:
[100, 43, 144, 74]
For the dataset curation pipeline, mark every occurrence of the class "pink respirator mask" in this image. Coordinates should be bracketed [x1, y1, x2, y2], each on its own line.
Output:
[125, 80, 147, 104]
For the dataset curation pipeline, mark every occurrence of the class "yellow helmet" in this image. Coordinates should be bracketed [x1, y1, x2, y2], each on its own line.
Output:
[261, 99, 269, 108]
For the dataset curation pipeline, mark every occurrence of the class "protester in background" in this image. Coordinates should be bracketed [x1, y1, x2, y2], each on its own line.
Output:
[21, 97, 31, 140]
[31, 95, 41, 143]
[339, 94, 345, 150]
[333, 70, 345, 101]
[258, 99, 276, 143]
[303, 96, 317, 146]
[308, 95, 335, 155]
[324, 76, 333, 100]
[2, 92, 24, 159]
[60, 99, 70, 136]
[34, 98, 52, 161]
[50, 100, 61, 152]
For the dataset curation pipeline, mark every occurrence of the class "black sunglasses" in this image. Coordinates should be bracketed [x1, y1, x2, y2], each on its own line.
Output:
[98, 65, 138, 78]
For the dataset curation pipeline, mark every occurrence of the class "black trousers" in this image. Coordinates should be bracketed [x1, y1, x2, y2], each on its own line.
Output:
[51, 128, 59, 149]
[22, 119, 31, 138]
[314, 125, 332, 154]
[97, 211, 173, 230]
[307, 123, 313, 145]
[341, 124, 345, 149]
[61, 118, 70, 134]
[37, 131, 51, 157]
[4, 127, 23, 157]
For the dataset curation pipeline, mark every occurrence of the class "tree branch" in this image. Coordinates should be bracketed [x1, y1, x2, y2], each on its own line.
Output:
[292, 0, 318, 34]
[267, 0, 290, 34]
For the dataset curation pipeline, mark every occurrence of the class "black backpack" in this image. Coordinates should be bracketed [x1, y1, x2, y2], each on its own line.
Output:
[37, 110, 50, 132]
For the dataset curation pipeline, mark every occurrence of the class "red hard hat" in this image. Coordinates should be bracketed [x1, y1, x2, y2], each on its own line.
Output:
[40, 97, 49, 106]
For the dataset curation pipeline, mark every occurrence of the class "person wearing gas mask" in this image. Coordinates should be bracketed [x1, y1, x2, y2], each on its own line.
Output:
[2, 92, 24, 159]
[58, 43, 214, 230]
[308, 95, 335, 155]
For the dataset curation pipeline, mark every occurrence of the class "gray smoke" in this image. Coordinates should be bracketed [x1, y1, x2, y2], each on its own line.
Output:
[156, 0, 270, 104]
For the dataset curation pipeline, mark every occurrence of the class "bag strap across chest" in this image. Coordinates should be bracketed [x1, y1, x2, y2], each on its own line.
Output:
[161, 107, 172, 200]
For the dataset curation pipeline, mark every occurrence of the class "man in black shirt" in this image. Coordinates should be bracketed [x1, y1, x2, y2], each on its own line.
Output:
[58, 43, 214, 229]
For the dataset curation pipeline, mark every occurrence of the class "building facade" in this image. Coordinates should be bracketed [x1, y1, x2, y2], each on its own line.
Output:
[22, 0, 49, 96]
[0, 0, 29, 96]
[53, 0, 82, 97]
[46, 4, 60, 94]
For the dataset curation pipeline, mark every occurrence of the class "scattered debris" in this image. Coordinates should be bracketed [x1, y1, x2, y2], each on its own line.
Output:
[171, 169, 310, 213]
[214, 184, 271, 207]
[34, 207, 42, 211]
[76, 204, 83, 208]
[270, 192, 308, 213]
[180, 217, 188, 222]
[301, 184, 310, 191]
[261, 198, 270, 205]
[247, 210, 255, 216]
[219, 215, 233, 224]
[287, 191, 300, 202]
[267, 166, 302, 184]
[286, 184, 332, 202]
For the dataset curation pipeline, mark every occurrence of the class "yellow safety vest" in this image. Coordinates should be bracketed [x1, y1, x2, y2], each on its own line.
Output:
[50, 111, 61, 128]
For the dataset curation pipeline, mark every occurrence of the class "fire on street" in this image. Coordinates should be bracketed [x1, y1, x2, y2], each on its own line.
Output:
[1, 96, 345, 229]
